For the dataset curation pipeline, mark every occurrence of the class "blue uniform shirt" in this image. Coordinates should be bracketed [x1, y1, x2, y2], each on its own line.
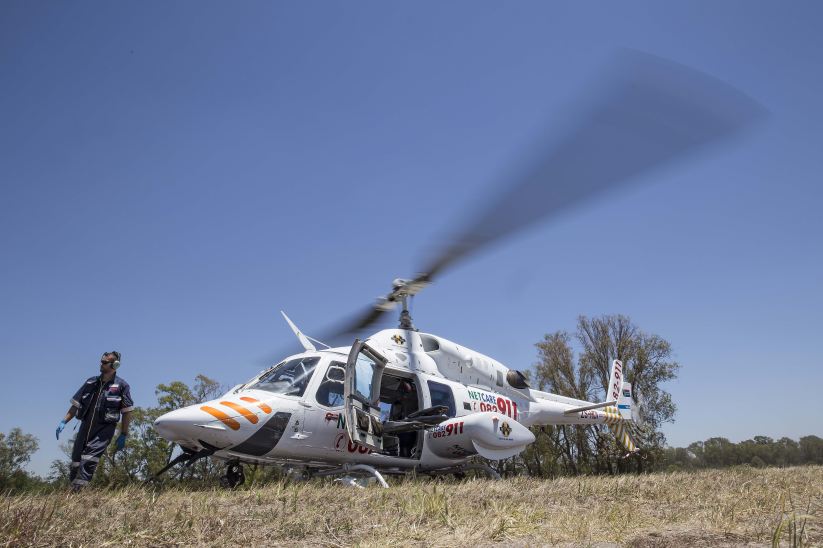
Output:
[71, 375, 134, 425]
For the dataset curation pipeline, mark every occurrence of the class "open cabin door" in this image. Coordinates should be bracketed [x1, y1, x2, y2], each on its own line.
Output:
[344, 339, 387, 451]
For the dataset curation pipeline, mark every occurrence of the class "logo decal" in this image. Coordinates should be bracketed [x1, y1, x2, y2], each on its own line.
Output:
[467, 389, 518, 419]
[500, 422, 512, 437]
[391, 334, 406, 345]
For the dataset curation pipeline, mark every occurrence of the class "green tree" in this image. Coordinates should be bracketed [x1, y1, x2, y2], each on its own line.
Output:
[0, 428, 40, 490]
[534, 331, 596, 475]
[799, 435, 823, 464]
[532, 315, 679, 475]
[519, 425, 565, 478]
[703, 437, 737, 467]
[48, 458, 71, 487]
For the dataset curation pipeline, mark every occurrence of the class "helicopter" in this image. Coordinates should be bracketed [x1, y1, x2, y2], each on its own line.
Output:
[153, 51, 763, 488]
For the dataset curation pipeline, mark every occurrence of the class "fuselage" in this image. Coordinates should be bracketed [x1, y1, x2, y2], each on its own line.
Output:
[154, 329, 630, 471]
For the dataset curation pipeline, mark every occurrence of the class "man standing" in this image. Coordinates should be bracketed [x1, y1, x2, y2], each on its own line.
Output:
[56, 351, 134, 490]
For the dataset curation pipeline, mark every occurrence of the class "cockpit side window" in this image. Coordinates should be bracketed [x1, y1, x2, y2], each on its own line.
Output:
[316, 361, 345, 408]
[248, 356, 320, 396]
[427, 380, 456, 417]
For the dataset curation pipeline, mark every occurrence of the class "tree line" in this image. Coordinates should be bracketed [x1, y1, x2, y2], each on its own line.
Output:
[662, 435, 823, 470]
[2, 314, 821, 490]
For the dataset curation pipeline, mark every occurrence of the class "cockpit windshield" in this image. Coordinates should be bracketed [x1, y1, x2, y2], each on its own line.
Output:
[247, 356, 320, 396]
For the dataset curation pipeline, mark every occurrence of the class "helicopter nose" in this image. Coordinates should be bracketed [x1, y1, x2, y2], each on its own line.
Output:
[154, 407, 205, 444]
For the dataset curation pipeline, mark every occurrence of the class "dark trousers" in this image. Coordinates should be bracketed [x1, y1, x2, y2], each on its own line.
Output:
[69, 421, 115, 489]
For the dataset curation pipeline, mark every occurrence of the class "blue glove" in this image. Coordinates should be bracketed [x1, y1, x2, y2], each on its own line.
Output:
[115, 433, 127, 451]
[56, 420, 67, 440]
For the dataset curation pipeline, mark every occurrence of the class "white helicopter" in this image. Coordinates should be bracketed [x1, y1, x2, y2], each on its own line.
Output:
[153, 51, 762, 488]
[155, 307, 636, 487]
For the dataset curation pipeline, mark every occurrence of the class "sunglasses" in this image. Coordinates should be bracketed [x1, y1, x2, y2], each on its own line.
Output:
[100, 359, 116, 365]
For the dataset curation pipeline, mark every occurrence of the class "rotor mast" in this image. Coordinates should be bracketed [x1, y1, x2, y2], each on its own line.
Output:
[398, 294, 414, 330]
[390, 278, 427, 331]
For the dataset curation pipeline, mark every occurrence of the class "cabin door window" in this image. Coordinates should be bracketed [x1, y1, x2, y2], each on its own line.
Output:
[343, 339, 387, 451]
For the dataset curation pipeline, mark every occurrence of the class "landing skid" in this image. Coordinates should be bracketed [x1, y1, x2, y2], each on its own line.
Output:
[295, 462, 500, 489]
[313, 463, 390, 488]
[423, 463, 502, 480]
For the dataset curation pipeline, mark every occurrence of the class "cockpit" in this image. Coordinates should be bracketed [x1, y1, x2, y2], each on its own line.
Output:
[246, 356, 320, 397]
[241, 348, 463, 458]
[315, 360, 346, 407]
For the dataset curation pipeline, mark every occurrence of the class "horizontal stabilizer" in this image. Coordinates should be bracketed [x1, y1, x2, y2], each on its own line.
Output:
[562, 400, 618, 415]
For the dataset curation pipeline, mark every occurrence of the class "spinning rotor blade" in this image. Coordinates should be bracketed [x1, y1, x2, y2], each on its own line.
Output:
[339, 302, 396, 335]
[327, 51, 764, 340]
[417, 50, 764, 283]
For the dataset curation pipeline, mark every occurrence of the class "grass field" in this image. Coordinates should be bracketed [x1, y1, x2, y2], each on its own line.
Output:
[2, 466, 821, 546]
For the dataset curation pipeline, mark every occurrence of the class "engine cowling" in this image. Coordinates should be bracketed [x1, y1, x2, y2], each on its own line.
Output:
[425, 412, 535, 460]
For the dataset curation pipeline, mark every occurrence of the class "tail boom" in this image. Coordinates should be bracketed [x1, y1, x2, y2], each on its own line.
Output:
[519, 359, 639, 453]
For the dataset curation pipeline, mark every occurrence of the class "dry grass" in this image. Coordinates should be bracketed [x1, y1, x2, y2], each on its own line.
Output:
[2, 466, 821, 547]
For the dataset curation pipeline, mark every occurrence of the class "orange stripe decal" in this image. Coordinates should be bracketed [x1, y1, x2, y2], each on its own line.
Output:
[240, 396, 272, 414]
[220, 401, 259, 424]
[200, 406, 241, 430]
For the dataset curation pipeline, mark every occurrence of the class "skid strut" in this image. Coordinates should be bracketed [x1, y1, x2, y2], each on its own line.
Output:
[314, 463, 390, 488]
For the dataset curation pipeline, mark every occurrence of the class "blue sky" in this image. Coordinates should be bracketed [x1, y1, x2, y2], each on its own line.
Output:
[1, 2, 821, 476]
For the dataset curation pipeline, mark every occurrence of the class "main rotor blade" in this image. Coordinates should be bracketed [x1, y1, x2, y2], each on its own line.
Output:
[320, 50, 765, 341]
[307, 303, 396, 347]
[341, 304, 395, 334]
[417, 50, 765, 282]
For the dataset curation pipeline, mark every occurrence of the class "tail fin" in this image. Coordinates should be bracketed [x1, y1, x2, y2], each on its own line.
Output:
[563, 359, 629, 416]
[606, 359, 624, 403]
[609, 382, 638, 456]
[607, 361, 639, 454]
[617, 382, 633, 420]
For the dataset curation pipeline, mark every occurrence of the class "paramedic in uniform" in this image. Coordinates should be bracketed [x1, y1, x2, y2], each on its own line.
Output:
[56, 351, 134, 490]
